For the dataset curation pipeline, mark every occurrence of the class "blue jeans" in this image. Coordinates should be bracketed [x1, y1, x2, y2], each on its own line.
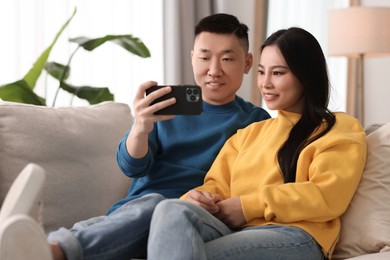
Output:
[148, 199, 325, 260]
[47, 193, 165, 260]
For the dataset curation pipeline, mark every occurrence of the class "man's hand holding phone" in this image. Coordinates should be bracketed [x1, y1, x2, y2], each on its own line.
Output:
[135, 81, 177, 127]
[145, 84, 203, 115]
[126, 81, 203, 159]
[126, 81, 176, 159]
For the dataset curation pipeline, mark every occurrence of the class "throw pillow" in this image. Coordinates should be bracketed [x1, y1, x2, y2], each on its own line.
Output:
[0, 101, 132, 232]
[333, 122, 390, 259]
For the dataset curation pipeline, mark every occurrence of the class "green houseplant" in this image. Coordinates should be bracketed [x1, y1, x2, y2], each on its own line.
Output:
[0, 8, 150, 106]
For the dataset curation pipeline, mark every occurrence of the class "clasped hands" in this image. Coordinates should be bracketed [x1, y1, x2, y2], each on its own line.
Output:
[186, 189, 246, 229]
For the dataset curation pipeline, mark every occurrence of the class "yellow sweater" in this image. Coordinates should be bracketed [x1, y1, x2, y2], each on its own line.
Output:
[183, 111, 367, 258]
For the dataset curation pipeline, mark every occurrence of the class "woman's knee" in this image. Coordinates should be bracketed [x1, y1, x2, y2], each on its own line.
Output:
[154, 199, 183, 216]
[154, 199, 200, 226]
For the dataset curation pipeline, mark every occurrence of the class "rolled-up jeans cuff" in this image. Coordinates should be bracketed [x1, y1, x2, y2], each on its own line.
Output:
[47, 227, 83, 260]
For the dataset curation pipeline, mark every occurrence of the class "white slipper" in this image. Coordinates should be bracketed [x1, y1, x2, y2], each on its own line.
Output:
[0, 163, 50, 259]
[0, 214, 52, 260]
[0, 163, 45, 223]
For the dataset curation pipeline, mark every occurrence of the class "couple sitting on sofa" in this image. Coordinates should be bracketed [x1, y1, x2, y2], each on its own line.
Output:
[4, 13, 366, 260]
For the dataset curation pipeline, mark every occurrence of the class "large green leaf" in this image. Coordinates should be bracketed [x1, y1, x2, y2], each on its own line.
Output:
[45, 62, 70, 81]
[70, 35, 151, 58]
[23, 8, 77, 89]
[0, 80, 45, 105]
[59, 81, 114, 105]
[0, 8, 76, 104]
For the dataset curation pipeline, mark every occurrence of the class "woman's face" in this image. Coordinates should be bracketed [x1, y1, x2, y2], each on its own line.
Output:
[257, 45, 304, 113]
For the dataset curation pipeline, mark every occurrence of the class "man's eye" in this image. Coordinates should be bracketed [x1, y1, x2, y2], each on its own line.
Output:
[199, 57, 209, 61]
[222, 57, 233, 61]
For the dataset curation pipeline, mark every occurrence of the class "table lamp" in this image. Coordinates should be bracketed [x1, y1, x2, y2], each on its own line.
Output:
[328, 6, 390, 125]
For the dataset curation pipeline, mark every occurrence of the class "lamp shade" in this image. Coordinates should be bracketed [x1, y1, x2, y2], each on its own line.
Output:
[328, 7, 390, 57]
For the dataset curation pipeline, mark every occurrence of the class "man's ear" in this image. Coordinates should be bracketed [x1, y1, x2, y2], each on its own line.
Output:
[191, 50, 194, 66]
[244, 53, 253, 74]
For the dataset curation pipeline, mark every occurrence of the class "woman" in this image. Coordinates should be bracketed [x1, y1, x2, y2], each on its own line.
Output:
[147, 27, 367, 260]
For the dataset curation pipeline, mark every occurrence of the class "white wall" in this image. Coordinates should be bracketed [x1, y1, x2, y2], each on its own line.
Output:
[214, 0, 260, 103]
[266, 0, 349, 118]
[362, 0, 390, 126]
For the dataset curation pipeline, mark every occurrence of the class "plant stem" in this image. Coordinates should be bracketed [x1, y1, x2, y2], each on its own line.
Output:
[51, 45, 81, 106]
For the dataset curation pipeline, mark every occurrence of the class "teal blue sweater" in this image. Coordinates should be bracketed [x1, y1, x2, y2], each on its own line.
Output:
[108, 96, 270, 214]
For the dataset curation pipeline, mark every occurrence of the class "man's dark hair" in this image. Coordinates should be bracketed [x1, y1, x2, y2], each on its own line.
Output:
[195, 13, 249, 52]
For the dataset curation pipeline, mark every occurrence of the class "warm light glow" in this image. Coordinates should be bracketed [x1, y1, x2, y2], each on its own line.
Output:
[328, 7, 390, 58]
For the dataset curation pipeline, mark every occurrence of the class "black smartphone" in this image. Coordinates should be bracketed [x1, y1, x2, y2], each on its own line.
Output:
[145, 85, 203, 115]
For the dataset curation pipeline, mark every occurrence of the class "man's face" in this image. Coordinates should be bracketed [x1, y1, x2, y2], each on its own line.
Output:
[192, 32, 252, 105]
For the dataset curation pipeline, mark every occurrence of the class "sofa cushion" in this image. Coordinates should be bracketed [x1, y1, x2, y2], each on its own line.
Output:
[333, 122, 390, 259]
[0, 101, 132, 232]
[344, 252, 390, 260]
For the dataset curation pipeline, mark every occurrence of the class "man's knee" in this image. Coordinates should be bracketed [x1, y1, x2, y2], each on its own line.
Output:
[142, 193, 166, 204]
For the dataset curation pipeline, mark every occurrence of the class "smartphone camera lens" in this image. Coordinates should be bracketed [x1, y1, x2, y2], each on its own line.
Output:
[186, 87, 200, 102]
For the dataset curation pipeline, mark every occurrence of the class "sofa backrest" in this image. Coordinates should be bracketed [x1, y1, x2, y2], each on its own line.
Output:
[0, 101, 132, 232]
[333, 122, 390, 259]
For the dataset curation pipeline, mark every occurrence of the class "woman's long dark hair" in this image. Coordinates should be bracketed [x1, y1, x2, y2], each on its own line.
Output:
[261, 27, 336, 183]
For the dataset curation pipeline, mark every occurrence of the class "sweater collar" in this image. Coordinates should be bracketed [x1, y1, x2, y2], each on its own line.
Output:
[277, 110, 302, 126]
[202, 96, 238, 114]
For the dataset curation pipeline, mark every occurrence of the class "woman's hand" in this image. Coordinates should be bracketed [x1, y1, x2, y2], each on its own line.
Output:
[214, 197, 246, 229]
[186, 190, 222, 214]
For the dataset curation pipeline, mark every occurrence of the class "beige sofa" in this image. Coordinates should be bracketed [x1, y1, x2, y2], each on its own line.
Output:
[0, 101, 132, 233]
[0, 101, 389, 259]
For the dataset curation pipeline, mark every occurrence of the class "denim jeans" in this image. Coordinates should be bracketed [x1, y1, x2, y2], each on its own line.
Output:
[148, 199, 325, 260]
[47, 193, 165, 260]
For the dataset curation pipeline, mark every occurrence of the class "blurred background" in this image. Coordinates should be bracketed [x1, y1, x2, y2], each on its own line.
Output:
[1, 0, 389, 126]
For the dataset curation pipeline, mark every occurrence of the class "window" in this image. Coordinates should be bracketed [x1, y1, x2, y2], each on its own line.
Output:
[265, 0, 349, 117]
[0, 0, 163, 106]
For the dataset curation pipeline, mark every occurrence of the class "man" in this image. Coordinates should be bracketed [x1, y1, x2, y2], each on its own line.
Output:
[10, 13, 270, 260]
